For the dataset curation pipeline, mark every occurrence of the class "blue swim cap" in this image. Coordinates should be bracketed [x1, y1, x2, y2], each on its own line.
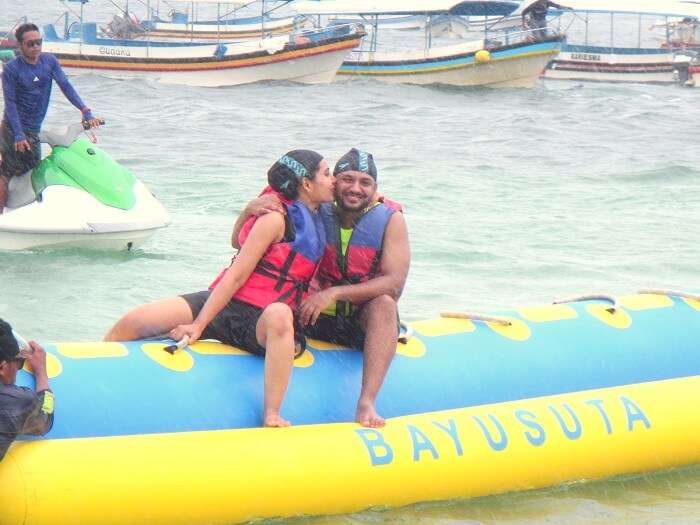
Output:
[268, 150, 323, 199]
[333, 148, 377, 181]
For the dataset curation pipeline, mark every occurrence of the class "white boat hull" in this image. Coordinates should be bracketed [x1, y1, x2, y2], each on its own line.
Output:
[60, 46, 354, 86]
[338, 39, 561, 87]
[0, 227, 162, 251]
[43, 32, 363, 87]
[544, 48, 681, 84]
[145, 16, 297, 38]
[0, 183, 170, 251]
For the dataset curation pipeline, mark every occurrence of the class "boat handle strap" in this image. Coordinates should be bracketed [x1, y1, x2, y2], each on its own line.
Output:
[440, 312, 512, 327]
[164, 336, 190, 354]
[553, 294, 619, 314]
[638, 289, 700, 301]
[398, 321, 413, 344]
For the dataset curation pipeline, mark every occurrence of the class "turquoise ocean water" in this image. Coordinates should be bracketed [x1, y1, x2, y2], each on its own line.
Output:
[1, 1, 700, 523]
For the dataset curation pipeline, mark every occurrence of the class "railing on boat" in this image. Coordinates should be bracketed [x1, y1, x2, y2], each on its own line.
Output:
[0, 16, 27, 49]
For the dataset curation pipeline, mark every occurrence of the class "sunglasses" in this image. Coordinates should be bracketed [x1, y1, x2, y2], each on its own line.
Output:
[24, 38, 42, 48]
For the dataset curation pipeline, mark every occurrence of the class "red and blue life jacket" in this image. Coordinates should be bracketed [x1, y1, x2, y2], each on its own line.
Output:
[211, 196, 326, 310]
[315, 201, 397, 316]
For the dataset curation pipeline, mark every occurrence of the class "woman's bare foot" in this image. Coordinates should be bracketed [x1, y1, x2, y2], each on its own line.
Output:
[264, 412, 291, 427]
[356, 400, 385, 428]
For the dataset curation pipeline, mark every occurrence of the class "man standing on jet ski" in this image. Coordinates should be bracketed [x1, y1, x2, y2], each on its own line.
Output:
[0, 22, 102, 214]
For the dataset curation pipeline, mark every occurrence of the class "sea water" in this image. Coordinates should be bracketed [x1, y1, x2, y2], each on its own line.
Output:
[1, 1, 699, 523]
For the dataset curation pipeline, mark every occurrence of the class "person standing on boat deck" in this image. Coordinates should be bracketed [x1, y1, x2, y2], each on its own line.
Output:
[104, 150, 335, 428]
[0, 318, 55, 461]
[233, 149, 410, 429]
[522, 0, 570, 40]
[0, 23, 102, 214]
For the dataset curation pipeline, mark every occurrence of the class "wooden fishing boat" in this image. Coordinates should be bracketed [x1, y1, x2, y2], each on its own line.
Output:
[542, 0, 700, 85]
[132, 0, 302, 40]
[294, 0, 564, 88]
[41, 20, 364, 87]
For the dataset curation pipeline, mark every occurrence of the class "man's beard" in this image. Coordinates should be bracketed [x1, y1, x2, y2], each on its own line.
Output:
[336, 191, 372, 212]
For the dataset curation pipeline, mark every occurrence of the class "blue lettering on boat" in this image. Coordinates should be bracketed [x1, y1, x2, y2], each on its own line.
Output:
[585, 399, 613, 434]
[433, 419, 463, 456]
[99, 47, 131, 57]
[408, 424, 439, 461]
[571, 53, 601, 61]
[473, 414, 509, 451]
[355, 396, 651, 466]
[548, 403, 582, 440]
[514, 409, 546, 446]
[354, 428, 393, 466]
[621, 396, 651, 431]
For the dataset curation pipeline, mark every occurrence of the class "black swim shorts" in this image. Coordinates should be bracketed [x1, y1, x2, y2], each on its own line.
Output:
[0, 121, 40, 179]
[305, 312, 367, 349]
[181, 291, 266, 356]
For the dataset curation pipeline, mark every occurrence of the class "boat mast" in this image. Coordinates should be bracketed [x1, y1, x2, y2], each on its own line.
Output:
[190, 1, 195, 42]
[78, 0, 84, 54]
[147, 0, 151, 56]
[425, 13, 433, 51]
[371, 15, 378, 53]
[638, 12, 642, 49]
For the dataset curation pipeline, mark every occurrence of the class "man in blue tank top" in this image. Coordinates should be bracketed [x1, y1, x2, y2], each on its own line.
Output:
[0, 318, 54, 461]
[0, 23, 102, 213]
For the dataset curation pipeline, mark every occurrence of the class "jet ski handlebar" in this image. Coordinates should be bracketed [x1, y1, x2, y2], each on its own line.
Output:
[39, 120, 106, 148]
[82, 119, 106, 130]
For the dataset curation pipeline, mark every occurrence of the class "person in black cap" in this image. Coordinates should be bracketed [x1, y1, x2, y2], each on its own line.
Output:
[522, 0, 571, 40]
[105, 150, 335, 427]
[233, 148, 410, 428]
[0, 318, 54, 461]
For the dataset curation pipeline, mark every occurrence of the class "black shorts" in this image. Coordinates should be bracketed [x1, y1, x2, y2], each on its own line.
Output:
[305, 312, 367, 349]
[0, 121, 41, 179]
[181, 291, 266, 356]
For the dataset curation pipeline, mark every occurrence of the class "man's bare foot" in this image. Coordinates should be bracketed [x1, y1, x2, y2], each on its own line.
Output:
[356, 400, 385, 428]
[263, 412, 291, 427]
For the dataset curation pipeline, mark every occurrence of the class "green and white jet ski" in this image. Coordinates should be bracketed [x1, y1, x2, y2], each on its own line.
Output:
[0, 122, 170, 250]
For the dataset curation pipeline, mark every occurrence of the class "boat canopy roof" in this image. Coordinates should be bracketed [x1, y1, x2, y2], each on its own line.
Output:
[555, 0, 700, 18]
[166, 0, 247, 5]
[72, 0, 250, 5]
[294, 0, 520, 17]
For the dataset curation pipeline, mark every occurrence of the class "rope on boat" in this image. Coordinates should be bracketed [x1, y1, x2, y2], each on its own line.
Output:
[398, 321, 413, 344]
[638, 289, 700, 301]
[440, 311, 513, 327]
[553, 294, 620, 314]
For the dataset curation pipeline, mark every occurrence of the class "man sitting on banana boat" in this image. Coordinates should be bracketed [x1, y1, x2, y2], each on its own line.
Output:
[233, 148, 410, 428]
